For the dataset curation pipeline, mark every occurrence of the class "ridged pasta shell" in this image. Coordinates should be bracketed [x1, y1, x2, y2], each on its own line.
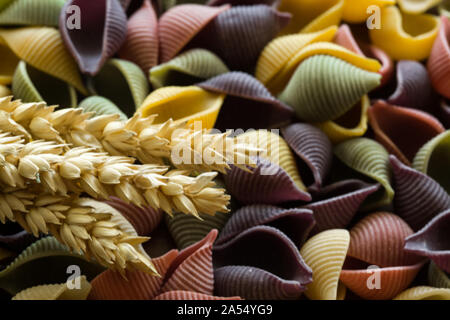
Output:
[269, 42, 382, 94]
[305, 180, 380, 232]
[198, 72, 294, 130]
[12, 276, 91, 300]
[154, 290, 242, 300]
[397, 0, 441, 14]
[389, 155, 450, 231]
[79, 96, 127, 120]
[334, 138, 394, 210]
[118, 0, 158, 73]
[333, 24, 364, 55]
[340, 262, 425, 300]
[405, 209, 450, 273]
[279, 55, 381, 122]
[281, 123, 332, 188]
[0, 27, 87, 94]
[0, 84, 11, 97]
[88, 58, 149, 117]
[394, 286, 450, 300]
[12, 61, 77, 108]
[315, 95, 370, 144]
[368, 100, 445, 166]
[59, 0, 128, 75]
[342, 0, 394, 23]
[88, 249, 178, 300]
[0, 0, 14, 11]
[277, 0, 344, 35]
[165, 211, 229, 250]
[0, 237, 104, 295]
[138, 86, 225, 129]
[0, 0, 65, 26]
[150, 49, 229, 89]
[369, 6, 440, 61]
[216, 205, 314, 247]
[300, 229, 350, 300]
[213, 226, 313, 300]
[413, 130, 450, 193]
[428, 16, 450, 100]
[347, 212, 422, 267]
[428, 261, 450, 289]
[158, 4, 230, 62]
[0, 43, 19, 85]
[193, 5, 291, 71]
[256, 26, 337, 86]
[104, 196, 162, 236]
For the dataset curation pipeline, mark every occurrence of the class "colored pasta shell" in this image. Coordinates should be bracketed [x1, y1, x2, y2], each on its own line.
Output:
[428, 16, 450, 100]
[193, 5, 291, 71]
[12, 276, 91, 300]
[208, 0, 277, 5]
[0, 228, 36, 253]
[277, 0, 344, 35]
[368, 100, 445, 165]
[0, 0, 65, 26]
[369, 6, 440, 61]
[342, 0, 394, 23]
[334, 138, 394, 210]
[439, 99, 450, 128]
[428, 261, 450, 289]
[150, 49, 229, 89]
[413, 130, 450, 193]
[340, 263, 425, 300]
[0, 84, 10, 97]
[12, 61, 77, 108]
[104, 196, 162, 236]
[118, 0, 159, 73]
[216, 205, 314, 247]
[158, 4, 230, 62]
[300, 229, 350, 300]
[165, 211, 230, 250]
[390, 155, 450, 231]
[59, 0, 128, 75]
[88, 58, 149, 117]
[198, 72, 294, 130]
[405, 209, 450, 273]
[0, 42, 19, 85]
[79, 96, 127, 120]
[213, 226, 313, 300]
[281, 123, 333, 188]
[394, 286, 450, 300]
[333, 24, 364, 56]
[0, 27, 87, 94]
[154, 290, 241, 300]
[397, 0, 441, 14]
[256, 26, 337, 86]
[305, 180, 380, 232]
[278, 55, 381, 122]
[0, 237, 104, 295]
[138, 86, 225, 129]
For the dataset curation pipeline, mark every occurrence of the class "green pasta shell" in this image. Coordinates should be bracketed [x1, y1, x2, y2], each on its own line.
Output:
[428, 261, 450, 289]
[79, 96, 128, 120]
[334, 137, 394, 210]
[12, 60, 77, 107]
[149, 49, 229, 89]
[0, 0, 66, 26]
[278, 55, 381, 122]
[88, 58, 150, 117]
[0, 237, 104, 295]
[413, 130, 450, 194]
[0, 0, 14, 11]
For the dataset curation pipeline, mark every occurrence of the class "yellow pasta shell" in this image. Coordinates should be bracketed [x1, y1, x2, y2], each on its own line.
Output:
[138, 86, 225, 129]
[315, 95, 369, 144]
[398, 0, 441, 14]
[0, 84, 11, 97]
[0, 27, 87, 94]
[0, 42, 19, 85]
[394, 286, 450, 300]
[12, 276, 91, 300]
[268, 42, 381, 94]
[343, 0, 395, 23]
[300, 229, 349, 300]
[277, 0, 344, 35]
[369, 6, 440, 61]
[255, 26, 337, 86]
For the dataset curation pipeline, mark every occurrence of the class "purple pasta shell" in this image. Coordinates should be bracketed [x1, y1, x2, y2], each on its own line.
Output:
[0, 222, 37, 252]
[60, 0, 128, 75]
[405, 209, 450, 273]
[390, 155, 450, 231]
[216, 205, 314, 247]
[197, 72, 294, 130]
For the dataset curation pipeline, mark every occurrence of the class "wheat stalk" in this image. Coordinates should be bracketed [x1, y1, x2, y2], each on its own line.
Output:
[0, 191, 157, 275]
